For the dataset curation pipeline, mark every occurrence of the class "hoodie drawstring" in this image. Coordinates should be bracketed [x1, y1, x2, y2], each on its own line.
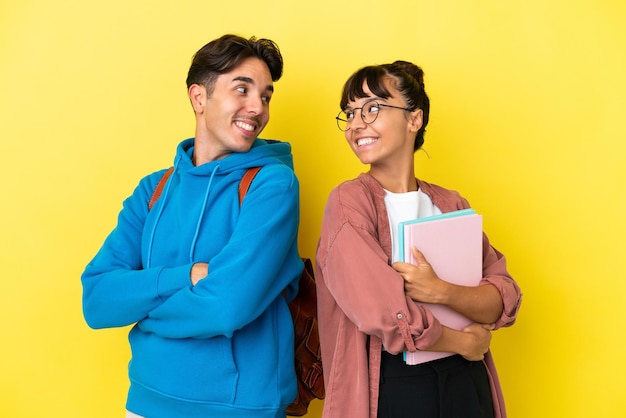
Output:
[145, 160, 221, 267]
[189, 164, 220, 263]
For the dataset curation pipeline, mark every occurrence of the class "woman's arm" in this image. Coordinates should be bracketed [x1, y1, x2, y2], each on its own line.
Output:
[394, 247, 503, 324]
[319, 213, 443, 354]
[425, 323, 493, 361]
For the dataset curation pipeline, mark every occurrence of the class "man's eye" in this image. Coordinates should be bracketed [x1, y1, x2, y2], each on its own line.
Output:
[345, 111, 355, 120]
[262, 95, 271, 103]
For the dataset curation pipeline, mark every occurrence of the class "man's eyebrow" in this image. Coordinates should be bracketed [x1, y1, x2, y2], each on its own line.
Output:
[232, 76, 274, 92]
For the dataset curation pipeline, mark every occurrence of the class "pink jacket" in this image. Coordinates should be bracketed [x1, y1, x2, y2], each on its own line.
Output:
[316, 173, 522, 418]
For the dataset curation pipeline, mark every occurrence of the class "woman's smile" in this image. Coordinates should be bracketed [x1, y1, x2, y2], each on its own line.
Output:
[356, 137, 379, 147]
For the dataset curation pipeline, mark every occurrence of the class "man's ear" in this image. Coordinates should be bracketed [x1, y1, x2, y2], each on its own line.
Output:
[408, 109, 423, 133]
[188, 84, 207, 114]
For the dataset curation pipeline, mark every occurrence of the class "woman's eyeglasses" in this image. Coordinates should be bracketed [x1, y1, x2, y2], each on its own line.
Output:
[336, 99, 412, 131]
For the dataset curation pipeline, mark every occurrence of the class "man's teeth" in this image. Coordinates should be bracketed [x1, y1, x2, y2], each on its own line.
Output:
[357, 138, 377, 146]
[235, 121, 255, 131]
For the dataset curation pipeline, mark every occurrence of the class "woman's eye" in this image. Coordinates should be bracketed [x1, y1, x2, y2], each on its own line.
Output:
[366, 104, 380, 114]
[236, 86, 247, 94]
[345, 111, 355, 120]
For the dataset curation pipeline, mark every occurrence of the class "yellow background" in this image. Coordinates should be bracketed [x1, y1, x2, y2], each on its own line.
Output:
[1, 1, 625, 417]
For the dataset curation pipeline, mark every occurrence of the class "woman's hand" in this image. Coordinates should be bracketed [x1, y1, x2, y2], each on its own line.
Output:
[393, 246, 449, 304]
[459, 323, 493, 361]
[424, 323, 493, 361]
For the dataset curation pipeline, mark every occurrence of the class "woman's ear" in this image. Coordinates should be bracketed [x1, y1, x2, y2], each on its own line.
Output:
[188, 84, 207, 114]
[409, 109, 423, 133]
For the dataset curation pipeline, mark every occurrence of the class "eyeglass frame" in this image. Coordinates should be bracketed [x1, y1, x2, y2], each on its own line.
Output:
[335, 99, 413, 131]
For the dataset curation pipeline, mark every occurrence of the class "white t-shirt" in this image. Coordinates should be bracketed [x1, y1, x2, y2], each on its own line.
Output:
[384, 188, 442, 263]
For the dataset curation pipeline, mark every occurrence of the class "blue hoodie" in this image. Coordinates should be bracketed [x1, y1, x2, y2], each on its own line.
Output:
[82, 138, 303, 418]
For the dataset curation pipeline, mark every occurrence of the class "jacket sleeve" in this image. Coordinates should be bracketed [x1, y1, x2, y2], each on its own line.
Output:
[81, 171, 193, 329]
[480, 233, 522, 329]
[136, 165, 303, 339]
[317, 187, 443, 354]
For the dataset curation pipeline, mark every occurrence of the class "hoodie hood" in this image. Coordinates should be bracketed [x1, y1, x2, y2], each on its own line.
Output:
[174, 137, 294, 175]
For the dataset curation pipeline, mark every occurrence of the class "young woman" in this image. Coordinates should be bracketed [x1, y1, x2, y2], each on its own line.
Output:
[315, 61, 522, 418]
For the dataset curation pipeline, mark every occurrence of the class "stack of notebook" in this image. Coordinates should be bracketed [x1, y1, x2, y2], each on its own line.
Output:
[399, 209, 483, 364]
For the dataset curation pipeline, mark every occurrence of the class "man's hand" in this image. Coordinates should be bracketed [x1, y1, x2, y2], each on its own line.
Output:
[190, 262, 208, 286]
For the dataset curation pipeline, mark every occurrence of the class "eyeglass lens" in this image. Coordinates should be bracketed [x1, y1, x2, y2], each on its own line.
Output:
[336, 101, 381, 131]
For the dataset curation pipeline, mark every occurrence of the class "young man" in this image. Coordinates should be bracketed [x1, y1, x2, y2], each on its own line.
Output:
[81, 34, 303, 418]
